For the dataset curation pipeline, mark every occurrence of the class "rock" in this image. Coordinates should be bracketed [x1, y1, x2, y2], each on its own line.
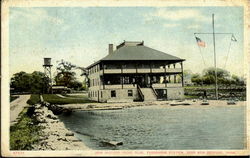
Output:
[37, 117, 47, 123]
[72, 139, 81, 142]
[87, 105, 94, 108]
[51, 147, 55, 150]
[227, 100, 236, 105]
[65, 132, 74, 136]
[58, 137, 67, 141]
[100, 140, 123, 147]
[47, 114, 58, 120]
[201, 100, 209, 105]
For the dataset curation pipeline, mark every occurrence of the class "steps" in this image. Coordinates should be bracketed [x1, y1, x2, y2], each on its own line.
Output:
[140, 88, 157, 101]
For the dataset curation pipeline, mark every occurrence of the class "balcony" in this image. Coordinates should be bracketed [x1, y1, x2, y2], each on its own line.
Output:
[103, 84, 137, 89]
[152, 83, 182, 88]
[103, 69, 121, 74]
[103, 68, 182, 74]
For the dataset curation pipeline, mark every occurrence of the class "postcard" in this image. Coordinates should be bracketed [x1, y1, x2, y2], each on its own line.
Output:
[1, 0, 249, 156]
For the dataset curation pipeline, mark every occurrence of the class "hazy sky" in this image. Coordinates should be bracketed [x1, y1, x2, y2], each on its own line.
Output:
[9, 7, 244, 81]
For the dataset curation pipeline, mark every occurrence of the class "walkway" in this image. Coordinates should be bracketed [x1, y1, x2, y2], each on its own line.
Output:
[10, 95, 30, 126]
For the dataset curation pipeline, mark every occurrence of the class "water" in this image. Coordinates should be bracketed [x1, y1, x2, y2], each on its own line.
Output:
[58, 105, 246, 150]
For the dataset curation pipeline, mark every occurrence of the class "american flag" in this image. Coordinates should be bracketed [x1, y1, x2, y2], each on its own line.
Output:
[195, 37, 206, 47]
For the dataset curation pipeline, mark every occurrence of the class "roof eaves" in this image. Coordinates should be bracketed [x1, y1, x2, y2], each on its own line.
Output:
[86, 60, 101, 69]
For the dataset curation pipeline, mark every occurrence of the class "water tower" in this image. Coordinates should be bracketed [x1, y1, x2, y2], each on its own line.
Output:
[43, 58, 53, 92]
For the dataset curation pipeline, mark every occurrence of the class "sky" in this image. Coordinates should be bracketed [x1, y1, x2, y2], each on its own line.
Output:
[9, 7, 244, 81]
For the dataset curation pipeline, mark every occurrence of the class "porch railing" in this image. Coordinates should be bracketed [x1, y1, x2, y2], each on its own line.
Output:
[137, 85, 144, 101]
[150, 85, 159, 99]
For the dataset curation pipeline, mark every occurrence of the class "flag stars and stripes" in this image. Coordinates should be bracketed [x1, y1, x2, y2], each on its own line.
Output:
[195, 37, 206, 47]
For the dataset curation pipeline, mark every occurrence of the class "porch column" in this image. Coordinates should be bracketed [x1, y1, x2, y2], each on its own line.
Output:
[136, 63, 138, 73]
[150, 62, 152, 85]
[164, 64, 167, 88]
[121, 64, 123, 89]
[102, 62, 105, 89]
[181, 62, 184, 87]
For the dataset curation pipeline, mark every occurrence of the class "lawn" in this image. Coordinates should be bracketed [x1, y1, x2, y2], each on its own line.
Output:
[26, 94, 41, 105]
[42, 94, 95, 104]
[10, 107, 43, 150]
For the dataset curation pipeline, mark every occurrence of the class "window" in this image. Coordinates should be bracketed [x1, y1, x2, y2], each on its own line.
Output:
[124, 77, 130, 84]
[111, 90, 116, 97]
[101, 91, 103, 98]
[128, 90, 133, 97]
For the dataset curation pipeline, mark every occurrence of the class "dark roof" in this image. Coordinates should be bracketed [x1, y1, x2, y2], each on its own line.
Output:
[101, 45, 184, 61]
[86, 45, 184, 68]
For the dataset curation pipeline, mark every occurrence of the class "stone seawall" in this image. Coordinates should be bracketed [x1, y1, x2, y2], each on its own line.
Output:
[32, 103, 90, 150]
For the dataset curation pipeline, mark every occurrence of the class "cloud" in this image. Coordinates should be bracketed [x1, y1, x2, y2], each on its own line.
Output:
[187, 24, 200, 29]
[147, 8, 208, 22]
[10, 8, 64, 25]
[163, 23, 179, 28]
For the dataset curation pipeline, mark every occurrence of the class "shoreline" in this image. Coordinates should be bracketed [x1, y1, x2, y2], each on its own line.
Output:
[59, 99, 246, 112]
[32, 103, 91, 150]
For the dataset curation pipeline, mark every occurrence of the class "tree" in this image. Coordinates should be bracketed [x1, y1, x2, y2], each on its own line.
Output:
[202, 67, 230, 84]
[30, 71, 50, 93]
[54, 60, 76, 87]
[68, 81, 83, 90]
[10, 71, 49, 93]
[191, 73, 203, 85]
[10, 71, 31, 92]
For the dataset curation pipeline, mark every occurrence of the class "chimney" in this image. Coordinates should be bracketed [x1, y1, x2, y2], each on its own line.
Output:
[109, 44, 113, 54]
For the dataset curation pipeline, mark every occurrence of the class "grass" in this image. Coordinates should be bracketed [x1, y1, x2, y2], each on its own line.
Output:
[42, 94, 95, 104]
[10, 95, 19, 102]
[10, 107, 43, 150]
[26, 94, 41, 105]
[184, 85, 246, 101]
[184, 95, 200, 99]
[64, 94, 88, 99]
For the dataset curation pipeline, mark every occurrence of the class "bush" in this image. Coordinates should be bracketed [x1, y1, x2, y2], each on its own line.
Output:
[26, 94, 41, 105]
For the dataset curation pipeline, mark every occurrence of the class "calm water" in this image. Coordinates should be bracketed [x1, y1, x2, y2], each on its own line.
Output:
[58, 105, 246, 150]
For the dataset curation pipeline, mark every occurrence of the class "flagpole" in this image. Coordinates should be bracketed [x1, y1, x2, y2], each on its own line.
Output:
[212, 14, 218, 100]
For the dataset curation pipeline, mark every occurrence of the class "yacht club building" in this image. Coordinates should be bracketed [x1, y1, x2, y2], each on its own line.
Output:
[86, 41, 185, 102]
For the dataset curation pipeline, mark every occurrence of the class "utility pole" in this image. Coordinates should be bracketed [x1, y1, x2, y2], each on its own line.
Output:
[212, 14, 218, 100]
[194, 14, 235, 100]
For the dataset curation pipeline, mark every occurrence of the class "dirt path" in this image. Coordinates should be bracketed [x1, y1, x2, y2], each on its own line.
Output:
[10, 95, 30, 126]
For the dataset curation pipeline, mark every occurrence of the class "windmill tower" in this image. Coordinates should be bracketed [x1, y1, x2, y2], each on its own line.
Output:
[43, 58, 53, 93]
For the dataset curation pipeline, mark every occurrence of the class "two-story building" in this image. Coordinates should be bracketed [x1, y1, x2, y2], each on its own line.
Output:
[86, 41, 185, 102]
